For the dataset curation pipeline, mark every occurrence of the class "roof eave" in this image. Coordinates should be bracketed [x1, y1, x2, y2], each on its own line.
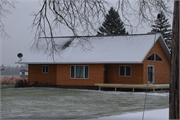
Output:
[16, 61, 143, 64]
[140, 33, 161, 62]
[158, 34, 171, 62]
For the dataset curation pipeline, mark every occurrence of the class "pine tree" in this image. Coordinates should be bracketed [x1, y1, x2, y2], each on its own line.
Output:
[150, 11, 172, 49]
[97, 7, 128, 36]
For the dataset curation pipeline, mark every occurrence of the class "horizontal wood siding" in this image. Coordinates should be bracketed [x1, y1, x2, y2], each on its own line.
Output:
[107, 64, 143, 84]
[28, 64, 56, 84]
[143, 40, 170, 84]
[56, 64, 104, 86]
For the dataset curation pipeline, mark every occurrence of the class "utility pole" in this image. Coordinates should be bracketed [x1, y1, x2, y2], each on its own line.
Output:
[169, 0, 179, 119]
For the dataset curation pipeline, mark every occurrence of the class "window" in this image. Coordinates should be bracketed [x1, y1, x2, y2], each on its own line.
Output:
[42, 65, 48, 73]
[120, 66, 125, 76]
[119, 66, 131, 76]
[156, 54, 163, 61]
[22, 72, 25, 75]
[147, 53, 163, 62]
[71, 65, 89, 78]
[147, 53, 155, 61]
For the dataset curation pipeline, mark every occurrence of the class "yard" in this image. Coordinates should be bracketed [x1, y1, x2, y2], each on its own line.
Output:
[1, 85, 169, 119]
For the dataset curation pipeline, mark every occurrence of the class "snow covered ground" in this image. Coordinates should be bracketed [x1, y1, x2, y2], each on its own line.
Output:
[89, 108, 168, 120]
[1, 86, 169, 119]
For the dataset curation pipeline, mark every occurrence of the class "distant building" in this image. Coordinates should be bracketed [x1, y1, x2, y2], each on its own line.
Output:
[19, 69, 28, 78]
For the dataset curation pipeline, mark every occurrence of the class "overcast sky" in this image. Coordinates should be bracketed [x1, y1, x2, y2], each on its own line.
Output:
[0, 0, 174, 67]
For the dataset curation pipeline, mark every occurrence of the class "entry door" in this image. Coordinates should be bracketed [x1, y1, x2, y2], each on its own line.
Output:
[148, 66, 154, 84]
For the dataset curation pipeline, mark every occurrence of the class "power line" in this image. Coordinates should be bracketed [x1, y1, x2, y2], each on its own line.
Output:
[142, 1, 162, 120]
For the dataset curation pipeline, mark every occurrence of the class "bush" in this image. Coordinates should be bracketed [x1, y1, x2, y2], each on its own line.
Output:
[15, 79, 28, 87]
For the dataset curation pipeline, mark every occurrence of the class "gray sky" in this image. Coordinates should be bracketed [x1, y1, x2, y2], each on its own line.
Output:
[1, 0, 174, 67]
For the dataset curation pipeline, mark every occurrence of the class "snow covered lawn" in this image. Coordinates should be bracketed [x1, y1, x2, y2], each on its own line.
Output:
[89, 108, 168, 120]
[1, 86, 169, 119]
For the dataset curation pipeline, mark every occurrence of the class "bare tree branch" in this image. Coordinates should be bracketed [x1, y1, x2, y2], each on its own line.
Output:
[31, 0, 111, 59]
[116, 0, 173, 31]
[31, 0, 173, 59]
[0, 0, 16, 39]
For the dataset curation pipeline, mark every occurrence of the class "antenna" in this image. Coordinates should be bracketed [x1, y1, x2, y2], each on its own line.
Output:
[17, 53, 23, 62]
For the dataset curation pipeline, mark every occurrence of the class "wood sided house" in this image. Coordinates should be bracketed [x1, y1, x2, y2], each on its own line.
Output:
[16, 34, 170, 89]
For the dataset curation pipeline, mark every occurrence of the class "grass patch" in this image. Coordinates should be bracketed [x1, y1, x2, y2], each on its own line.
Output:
[1, 86, 169, 119]
[1, 85, 14, 89]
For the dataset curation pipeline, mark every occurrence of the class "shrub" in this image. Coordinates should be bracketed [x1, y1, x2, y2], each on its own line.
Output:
[15, 79, 28, 87]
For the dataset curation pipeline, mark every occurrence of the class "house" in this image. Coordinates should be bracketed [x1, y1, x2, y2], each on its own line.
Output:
[19, 69, 28, 79]
[16, 34, 170, 88]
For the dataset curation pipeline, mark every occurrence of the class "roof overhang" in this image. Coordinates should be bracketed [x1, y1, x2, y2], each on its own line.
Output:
[15, 34, 171, 64]
[158, 35, 171, 62]
[16, 61, 143, 64]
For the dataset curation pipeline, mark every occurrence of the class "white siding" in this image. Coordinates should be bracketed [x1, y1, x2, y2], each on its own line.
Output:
[25, 72, 28, 75]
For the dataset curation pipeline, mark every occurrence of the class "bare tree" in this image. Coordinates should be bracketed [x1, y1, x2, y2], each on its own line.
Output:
[31, 0, 173, 58]
[31, 0, 111, 59]
[0, 0, 16, 39]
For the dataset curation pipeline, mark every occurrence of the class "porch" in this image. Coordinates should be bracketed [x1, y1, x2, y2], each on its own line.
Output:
[94, 83, 169, 93]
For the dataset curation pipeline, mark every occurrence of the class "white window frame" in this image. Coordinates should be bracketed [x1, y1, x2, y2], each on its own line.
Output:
[42, 65, 49, 73]
[70, 65, 89, 79]
[119, 65, 131, 77]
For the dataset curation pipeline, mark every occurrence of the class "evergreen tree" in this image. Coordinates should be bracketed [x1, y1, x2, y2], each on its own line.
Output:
[0, 64, 28, 75]
[97, 7, 128, 36]
[150, 11, 172, 49]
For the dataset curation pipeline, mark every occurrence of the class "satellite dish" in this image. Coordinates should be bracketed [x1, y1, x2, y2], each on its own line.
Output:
[17, 53, 23, 59]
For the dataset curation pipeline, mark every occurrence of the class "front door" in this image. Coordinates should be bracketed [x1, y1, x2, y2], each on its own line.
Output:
[148, 66, 154, 84]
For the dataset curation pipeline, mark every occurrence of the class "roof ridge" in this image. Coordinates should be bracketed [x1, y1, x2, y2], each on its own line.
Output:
[39, 33, 161, 39]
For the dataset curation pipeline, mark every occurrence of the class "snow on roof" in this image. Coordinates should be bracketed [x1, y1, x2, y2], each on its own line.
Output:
[17, 33, 170, 64]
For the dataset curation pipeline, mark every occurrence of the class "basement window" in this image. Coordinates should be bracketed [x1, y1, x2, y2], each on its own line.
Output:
[71, 65, 89, 79]
[42, 65, 48, 73]
[119, 66, 131, 76]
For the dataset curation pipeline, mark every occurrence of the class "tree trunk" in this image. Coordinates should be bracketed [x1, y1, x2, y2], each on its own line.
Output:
[169, 1, 179, 119]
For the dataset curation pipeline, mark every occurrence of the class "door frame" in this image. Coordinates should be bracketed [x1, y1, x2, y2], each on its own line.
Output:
[147, 65, 155, 84]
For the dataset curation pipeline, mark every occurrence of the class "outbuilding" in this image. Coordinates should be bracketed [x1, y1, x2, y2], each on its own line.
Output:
[16, 34, 170, 88]
[19, 69, 28, 79]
